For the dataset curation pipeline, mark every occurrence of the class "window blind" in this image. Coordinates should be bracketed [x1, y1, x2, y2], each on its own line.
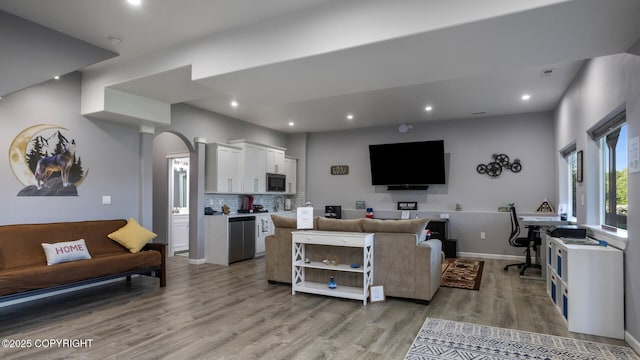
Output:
[559, 142, 576, 158]
[589, 110, 626, 140]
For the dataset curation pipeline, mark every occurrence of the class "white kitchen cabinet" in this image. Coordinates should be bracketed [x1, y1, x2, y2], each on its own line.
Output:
[205, 143, 242, 193]
[229, 140, 267, 193]
[285, 157, 297, 194]
[254, 213, 275, 256]
[266, 146, 286, 174]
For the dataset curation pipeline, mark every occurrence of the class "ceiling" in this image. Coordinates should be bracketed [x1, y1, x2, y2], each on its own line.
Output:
[1, 0, 639, 133]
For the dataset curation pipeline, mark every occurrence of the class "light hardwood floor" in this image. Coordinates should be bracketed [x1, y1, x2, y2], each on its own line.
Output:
[0, 256, 628, 359]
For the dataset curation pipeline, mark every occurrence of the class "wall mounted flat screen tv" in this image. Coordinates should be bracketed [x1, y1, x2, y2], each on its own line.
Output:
[369, 140, 445, 185]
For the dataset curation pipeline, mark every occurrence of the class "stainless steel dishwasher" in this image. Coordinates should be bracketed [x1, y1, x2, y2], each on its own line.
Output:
[228, 216, 256, 263]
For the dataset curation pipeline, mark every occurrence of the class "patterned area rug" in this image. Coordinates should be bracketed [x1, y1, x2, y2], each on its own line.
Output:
[441, 259, 484, 290]
[405, 318, 640, 360]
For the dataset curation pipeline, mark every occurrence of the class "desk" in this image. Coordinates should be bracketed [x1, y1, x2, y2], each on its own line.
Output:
[518, 215, 574, 280]
[519, 215, 571, 225]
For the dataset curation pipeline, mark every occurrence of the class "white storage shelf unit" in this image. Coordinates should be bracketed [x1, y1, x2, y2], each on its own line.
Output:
[546, 235, 624, 339]
[292, 231, 374, 305]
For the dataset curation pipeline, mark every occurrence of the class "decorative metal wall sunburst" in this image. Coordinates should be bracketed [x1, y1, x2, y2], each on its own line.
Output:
[477, 153, 522, 178]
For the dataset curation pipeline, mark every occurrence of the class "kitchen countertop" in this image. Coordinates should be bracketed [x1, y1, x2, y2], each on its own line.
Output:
[206, 211, 294, 217]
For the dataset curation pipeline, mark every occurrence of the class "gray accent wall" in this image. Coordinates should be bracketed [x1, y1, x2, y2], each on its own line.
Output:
[553, 52, 640, 344]
[306, 112, 556, 256]
[0, 73, 141, 225]
[154, 103, 294, 260]
[164, 104, 288, 148]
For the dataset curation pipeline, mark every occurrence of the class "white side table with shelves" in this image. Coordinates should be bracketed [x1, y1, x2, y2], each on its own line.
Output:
[292, 231, 374, 305]
[546, 235, 624, 339]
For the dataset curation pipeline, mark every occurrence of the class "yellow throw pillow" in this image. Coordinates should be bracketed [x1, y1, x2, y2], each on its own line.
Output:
[108, 218, 157, 253]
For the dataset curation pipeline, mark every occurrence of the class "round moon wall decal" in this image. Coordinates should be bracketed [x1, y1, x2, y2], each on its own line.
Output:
[9, 124, 88, 196]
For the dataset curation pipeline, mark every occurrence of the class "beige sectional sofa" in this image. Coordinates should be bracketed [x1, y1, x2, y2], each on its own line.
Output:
[265, 215, 442, 303]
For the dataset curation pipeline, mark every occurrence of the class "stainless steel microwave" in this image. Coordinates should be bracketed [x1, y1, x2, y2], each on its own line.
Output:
[266, 173, 286, 192]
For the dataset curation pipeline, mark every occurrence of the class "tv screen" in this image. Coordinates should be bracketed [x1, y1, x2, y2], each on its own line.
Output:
[369, 140, 445, 185]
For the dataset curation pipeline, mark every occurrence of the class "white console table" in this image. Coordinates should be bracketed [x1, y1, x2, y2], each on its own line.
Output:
[292, 231, 374, 305]
[546, 235, 623, 339]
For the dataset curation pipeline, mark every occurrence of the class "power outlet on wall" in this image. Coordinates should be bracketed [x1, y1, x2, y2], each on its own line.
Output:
[480, 232, 486, 240]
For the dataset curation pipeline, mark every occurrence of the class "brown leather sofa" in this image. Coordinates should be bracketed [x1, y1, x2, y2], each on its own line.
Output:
[0, 219, 166, 301]
[265, 215, 442, 303]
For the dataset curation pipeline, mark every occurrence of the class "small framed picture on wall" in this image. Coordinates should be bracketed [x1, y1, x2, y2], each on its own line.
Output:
[397, 202, 417, 211]
[577, 150, 583, 182]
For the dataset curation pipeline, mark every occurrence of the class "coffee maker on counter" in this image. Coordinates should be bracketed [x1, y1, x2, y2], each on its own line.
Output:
[239, 195, 254, 213]
[325, 205, 342, 219]
[238, 195, 269, 213]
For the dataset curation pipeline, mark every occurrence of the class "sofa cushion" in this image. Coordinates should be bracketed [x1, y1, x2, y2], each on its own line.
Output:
[271, 215, 298, 229]
[107, 218, 157, 253]
[317, 217, 363, 232]
[41, 239, 92, 266]
[362, 218, 429, 236]
[0, 251, 161, 296]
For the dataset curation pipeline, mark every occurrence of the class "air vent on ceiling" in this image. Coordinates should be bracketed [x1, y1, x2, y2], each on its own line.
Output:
[472, 112, 487, 115]
[541, 68, 554, 77]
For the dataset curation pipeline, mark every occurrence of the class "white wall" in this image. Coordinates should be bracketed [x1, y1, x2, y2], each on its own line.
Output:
[0, 73, 141, 225]
[306, 111, 556, 255]
[553, 52, 640, 345]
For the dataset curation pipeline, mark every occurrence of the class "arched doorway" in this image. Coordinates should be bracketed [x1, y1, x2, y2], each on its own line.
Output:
[152, 132, 194, 257]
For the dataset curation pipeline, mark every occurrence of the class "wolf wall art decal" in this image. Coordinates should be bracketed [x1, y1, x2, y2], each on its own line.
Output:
[8, 124, 88, 196]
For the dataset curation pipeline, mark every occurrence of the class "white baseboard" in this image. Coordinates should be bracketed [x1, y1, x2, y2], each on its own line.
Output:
[188, 258, 206, 265]
[626, 330, 640, 355]
[457, 252, 525, 261]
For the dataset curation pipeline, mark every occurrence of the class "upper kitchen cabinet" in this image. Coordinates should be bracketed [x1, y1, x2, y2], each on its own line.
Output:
[229, 140, 268, 193]
[266, 146, 286, 174]
[205, 143, 242, 193]
[285, 156, 297, 194]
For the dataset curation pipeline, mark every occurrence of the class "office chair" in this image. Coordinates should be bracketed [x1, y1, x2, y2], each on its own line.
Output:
[504, 206, 542, 275]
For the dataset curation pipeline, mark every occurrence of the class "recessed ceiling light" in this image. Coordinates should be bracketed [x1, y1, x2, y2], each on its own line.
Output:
[521, 94, 531, 101]
[425, 106, 433, 112]
[127, 0, 142, 6]
[53, 75, 60, 80]
[230, 100, 238, 108]
[288, 121, 295, 127]
[347, 114, 354, 120]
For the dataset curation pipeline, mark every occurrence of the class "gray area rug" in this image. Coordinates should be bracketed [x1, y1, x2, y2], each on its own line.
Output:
[405, 318, 639, 360]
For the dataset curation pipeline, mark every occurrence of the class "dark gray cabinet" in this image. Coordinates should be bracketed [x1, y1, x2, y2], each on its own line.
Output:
[427, 219, 456, 258]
